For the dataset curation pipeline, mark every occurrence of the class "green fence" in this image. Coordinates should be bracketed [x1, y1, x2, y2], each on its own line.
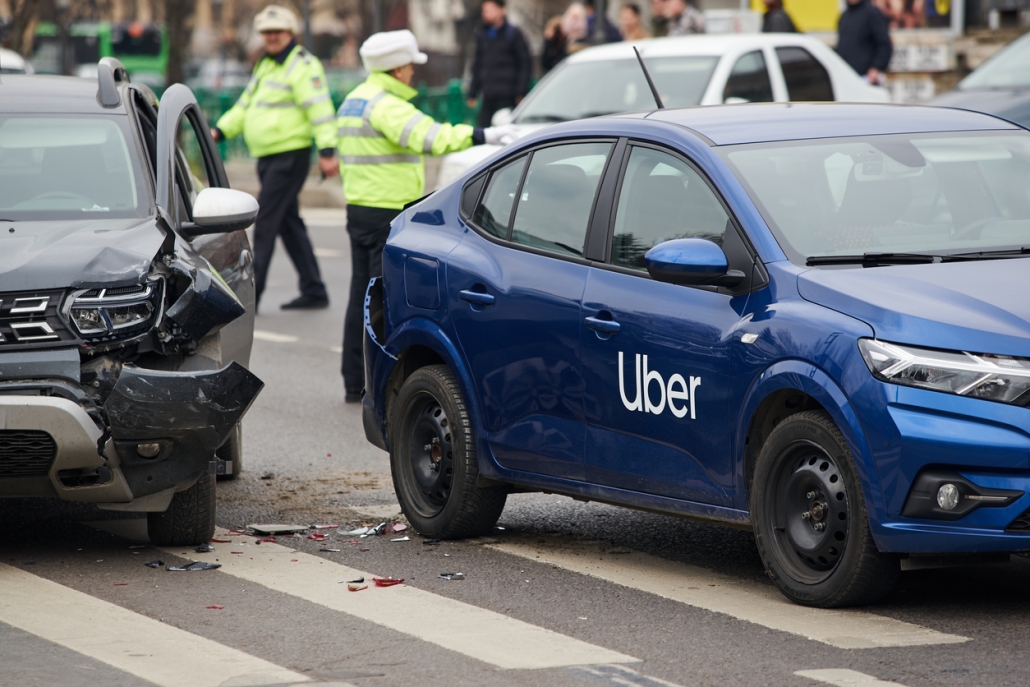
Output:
[186, 79, 479, 161]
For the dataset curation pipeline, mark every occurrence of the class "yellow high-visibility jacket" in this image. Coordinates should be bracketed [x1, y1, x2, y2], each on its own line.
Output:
[337, 72, 477, 210]
[216, 44, 337, 158]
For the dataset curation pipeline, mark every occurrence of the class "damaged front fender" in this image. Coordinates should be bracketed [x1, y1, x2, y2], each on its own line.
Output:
[103, 361, 263, 495]
[164, 251, 246, 344]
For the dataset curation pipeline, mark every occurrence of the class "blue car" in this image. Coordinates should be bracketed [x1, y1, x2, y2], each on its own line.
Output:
[362, 102, 1030, 607]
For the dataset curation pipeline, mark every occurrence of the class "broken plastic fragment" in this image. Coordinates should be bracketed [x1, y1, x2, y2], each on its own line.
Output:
[114, 583, 129, 586]
[307, 533, 329, 541]
[439, 573, 465, 581]
[389, 523, 408, 533]
[390, 537, 410, 542]
[166, 561, 221, 572]
[145, 560, 164, 568]
[319, 548, 341, 553]
[310, 524, 339, 529]
[344, 526, 370, 536]
[195, 544, 215, 553]
[205, 605, 224, 610]
[210, 538, 232, 543]
[347, 577, 365, 584]
[372, 577, 404, 587]
[249, 524, 308, 535]
[422, 539, 440, 546]
[347, 583, 367, 592]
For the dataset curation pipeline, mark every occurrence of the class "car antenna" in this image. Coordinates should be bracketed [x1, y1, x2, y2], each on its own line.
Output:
[633, 47, 663, 109]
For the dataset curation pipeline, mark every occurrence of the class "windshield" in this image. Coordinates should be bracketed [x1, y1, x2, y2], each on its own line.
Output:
[515, 56, 719, 124]
[0, 115, 149, 220]
[719, 131, 1030, 265]
[960, 34, 1030, 89]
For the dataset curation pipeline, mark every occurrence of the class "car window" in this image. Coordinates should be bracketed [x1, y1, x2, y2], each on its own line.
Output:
[723, 51, 773, 104]
[776, 47, 834, 102]
[610, 146, 730, 270]
[175, 114, 214, 207]
[0, 115, 148, 220]
[510, 142, 612, 257]
[472, 155, 527, 239]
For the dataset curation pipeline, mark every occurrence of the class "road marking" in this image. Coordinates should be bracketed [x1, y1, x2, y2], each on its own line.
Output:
[569, 664, 685, 686]
[329, 345, 343, 354]
[0, 562, 311, 687]
[314, 248, 343, 258]
[162, 529, 638, 671]
[489, 539, 968, 649]
[253, 330, 300, 343]
[796, 669, 909, 686]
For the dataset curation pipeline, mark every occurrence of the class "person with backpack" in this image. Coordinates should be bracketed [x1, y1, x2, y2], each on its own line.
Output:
[467, 0, 532, 128]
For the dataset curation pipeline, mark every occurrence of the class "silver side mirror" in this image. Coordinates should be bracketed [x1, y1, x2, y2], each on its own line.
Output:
[491, 108, 514, 126]
[186, 187, 259, 236]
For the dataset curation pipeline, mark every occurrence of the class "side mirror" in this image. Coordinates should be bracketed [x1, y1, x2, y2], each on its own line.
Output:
[644, 238, 745, 287]
[724, 96, 749, 105]
[491, 108, 514, 126]
[185, 187, 259, 236]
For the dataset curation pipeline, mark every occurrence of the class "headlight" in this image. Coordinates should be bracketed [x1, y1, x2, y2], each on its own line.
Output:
[858, 338, 1030, 405]
[66, 281, 161, 340]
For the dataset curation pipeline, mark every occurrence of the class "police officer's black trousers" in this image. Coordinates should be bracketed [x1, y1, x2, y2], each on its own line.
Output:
[342, 204, 400, 394]
[253, 148, 328, 306]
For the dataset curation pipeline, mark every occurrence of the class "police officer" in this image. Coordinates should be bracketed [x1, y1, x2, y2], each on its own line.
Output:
[337, 30, 513, 402]
[211, 5, 337, 311]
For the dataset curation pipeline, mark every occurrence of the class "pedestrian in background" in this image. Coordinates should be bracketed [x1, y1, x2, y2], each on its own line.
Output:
[337, 30, 515, 402]
[836, 0, 892, 84]
[665, 0, 705, 35]
[541, 15, 567, 73]
[212, 5, 337, 312]
[467, 0, 532, 128]
[584, 0, 623, 42]
[620, 3, 650, 40]
[562, 3, 591, 54]
[762, 0, 797, 31]
[651, 0, 669, 37]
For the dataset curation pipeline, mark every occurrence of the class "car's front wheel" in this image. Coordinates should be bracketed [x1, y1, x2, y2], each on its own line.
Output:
[751, 410, 899, 607]
[147, 472, 217, 546]
[389, 364, 507, 539]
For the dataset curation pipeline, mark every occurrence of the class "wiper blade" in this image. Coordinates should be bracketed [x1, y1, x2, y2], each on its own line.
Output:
[519, 115, 567, 123]
[942, 247, 1030, 260]
[806, 252, 938, 266]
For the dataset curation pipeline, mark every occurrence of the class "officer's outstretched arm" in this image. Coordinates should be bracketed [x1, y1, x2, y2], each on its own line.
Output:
[371, 97, 477, 157]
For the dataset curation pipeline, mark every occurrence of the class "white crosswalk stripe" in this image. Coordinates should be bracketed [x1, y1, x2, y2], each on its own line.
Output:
[796, 668, 910, 686]
[0, 563, 313, 687]
[161, 528, 639, 671]
[488, 538, 968, 650]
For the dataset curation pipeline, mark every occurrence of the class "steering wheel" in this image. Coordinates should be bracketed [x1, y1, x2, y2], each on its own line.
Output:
[23, 191, 95, 204]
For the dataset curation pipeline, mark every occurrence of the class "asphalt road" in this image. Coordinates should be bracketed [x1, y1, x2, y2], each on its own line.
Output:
[4, 208, 1030, 687]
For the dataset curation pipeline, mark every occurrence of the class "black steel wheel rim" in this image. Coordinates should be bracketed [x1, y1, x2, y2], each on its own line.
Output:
[402, 392, 454, 517]
[766, 440, 850, 584]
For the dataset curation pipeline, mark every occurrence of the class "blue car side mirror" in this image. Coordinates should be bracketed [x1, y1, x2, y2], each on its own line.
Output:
[644, 238, 746, 287]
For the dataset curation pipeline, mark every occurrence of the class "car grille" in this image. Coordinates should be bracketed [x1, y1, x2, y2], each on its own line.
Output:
[0, 430, 57, 476]
[1006, 506, 1030, 532]
[0, 289, 77, 350]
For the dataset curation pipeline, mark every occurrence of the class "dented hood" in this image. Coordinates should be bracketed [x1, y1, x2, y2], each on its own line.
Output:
[0, 218, 165, 291]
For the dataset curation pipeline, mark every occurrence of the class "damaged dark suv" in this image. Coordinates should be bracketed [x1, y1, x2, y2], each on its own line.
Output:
[0, 59, 263, 545]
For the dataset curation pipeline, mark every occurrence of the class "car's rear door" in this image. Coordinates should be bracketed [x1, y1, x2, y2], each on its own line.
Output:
[448, 139, 617, 481]
[578, 140, 756, 507]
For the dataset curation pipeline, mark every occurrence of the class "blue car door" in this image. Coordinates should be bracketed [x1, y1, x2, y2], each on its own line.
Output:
[448, 140, 616, 481]
[579, 143, 754, 506]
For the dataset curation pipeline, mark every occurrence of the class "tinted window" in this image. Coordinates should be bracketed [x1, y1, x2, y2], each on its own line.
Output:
[611, 146, 730, 270]
[511, 142, 612, 256]
[461, 174, 486, 219]
[723, 51, 773, 103]
[776, 47, 833, 102]
[473, 156, 526, 239]
[175, 114, 214, 210]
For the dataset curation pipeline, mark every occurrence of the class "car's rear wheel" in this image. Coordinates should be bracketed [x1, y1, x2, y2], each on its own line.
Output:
[752, 410, 898, 607]
[216, 424, 242, 481]
[390, 364, 507, 539]
[147, 472, 217, 546]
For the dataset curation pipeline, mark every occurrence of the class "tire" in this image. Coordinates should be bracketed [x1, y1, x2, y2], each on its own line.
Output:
[216, 424, 243, 481]
[147, 472, 217, 546]
[751, 410, 899, 607]
[389, 364, 507, 539]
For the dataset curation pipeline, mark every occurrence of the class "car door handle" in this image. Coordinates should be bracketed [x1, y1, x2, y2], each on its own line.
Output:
[584, 316, 621, 333]
[459, 290, 495, 306]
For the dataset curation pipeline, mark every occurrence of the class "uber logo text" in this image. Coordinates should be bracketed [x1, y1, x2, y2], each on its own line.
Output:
[618, 352, 700, 419]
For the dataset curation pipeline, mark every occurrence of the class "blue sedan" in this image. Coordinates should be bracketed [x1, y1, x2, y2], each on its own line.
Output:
[362, 103, 1030, 607]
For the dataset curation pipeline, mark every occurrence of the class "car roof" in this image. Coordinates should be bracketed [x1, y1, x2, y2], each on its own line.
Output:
[614, 102, 1022, 145]
[566, 33, 831, 63]
[0, 74, 127, 114]
[0, 47, 29, 70]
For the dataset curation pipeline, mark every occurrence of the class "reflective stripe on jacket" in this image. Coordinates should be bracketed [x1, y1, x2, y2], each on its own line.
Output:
[216, 44, 337, 158]
[337, 71, 476, 210]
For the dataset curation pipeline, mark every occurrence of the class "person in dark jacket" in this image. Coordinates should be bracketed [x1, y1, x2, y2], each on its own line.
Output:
[762, 0, 797, 32]
[584, 0, 623, 43]
[836, 0, 892, 84]
[541, 15, 567, 73]
[467, 0, 532, 128]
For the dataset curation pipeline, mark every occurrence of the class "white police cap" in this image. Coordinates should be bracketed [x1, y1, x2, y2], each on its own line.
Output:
[253, 5, 299, 33]
[359, 30, 428, 72]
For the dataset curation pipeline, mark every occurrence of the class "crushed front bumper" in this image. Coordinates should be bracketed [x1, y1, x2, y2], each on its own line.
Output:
[0, 359, 262, 510]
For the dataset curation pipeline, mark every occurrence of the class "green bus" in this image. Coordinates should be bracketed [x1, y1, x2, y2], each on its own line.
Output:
[33, 21, 168, 86]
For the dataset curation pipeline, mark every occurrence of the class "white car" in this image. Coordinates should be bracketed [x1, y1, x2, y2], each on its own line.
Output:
[437, 33, 889, 188]
[0, 48, 33, 74]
